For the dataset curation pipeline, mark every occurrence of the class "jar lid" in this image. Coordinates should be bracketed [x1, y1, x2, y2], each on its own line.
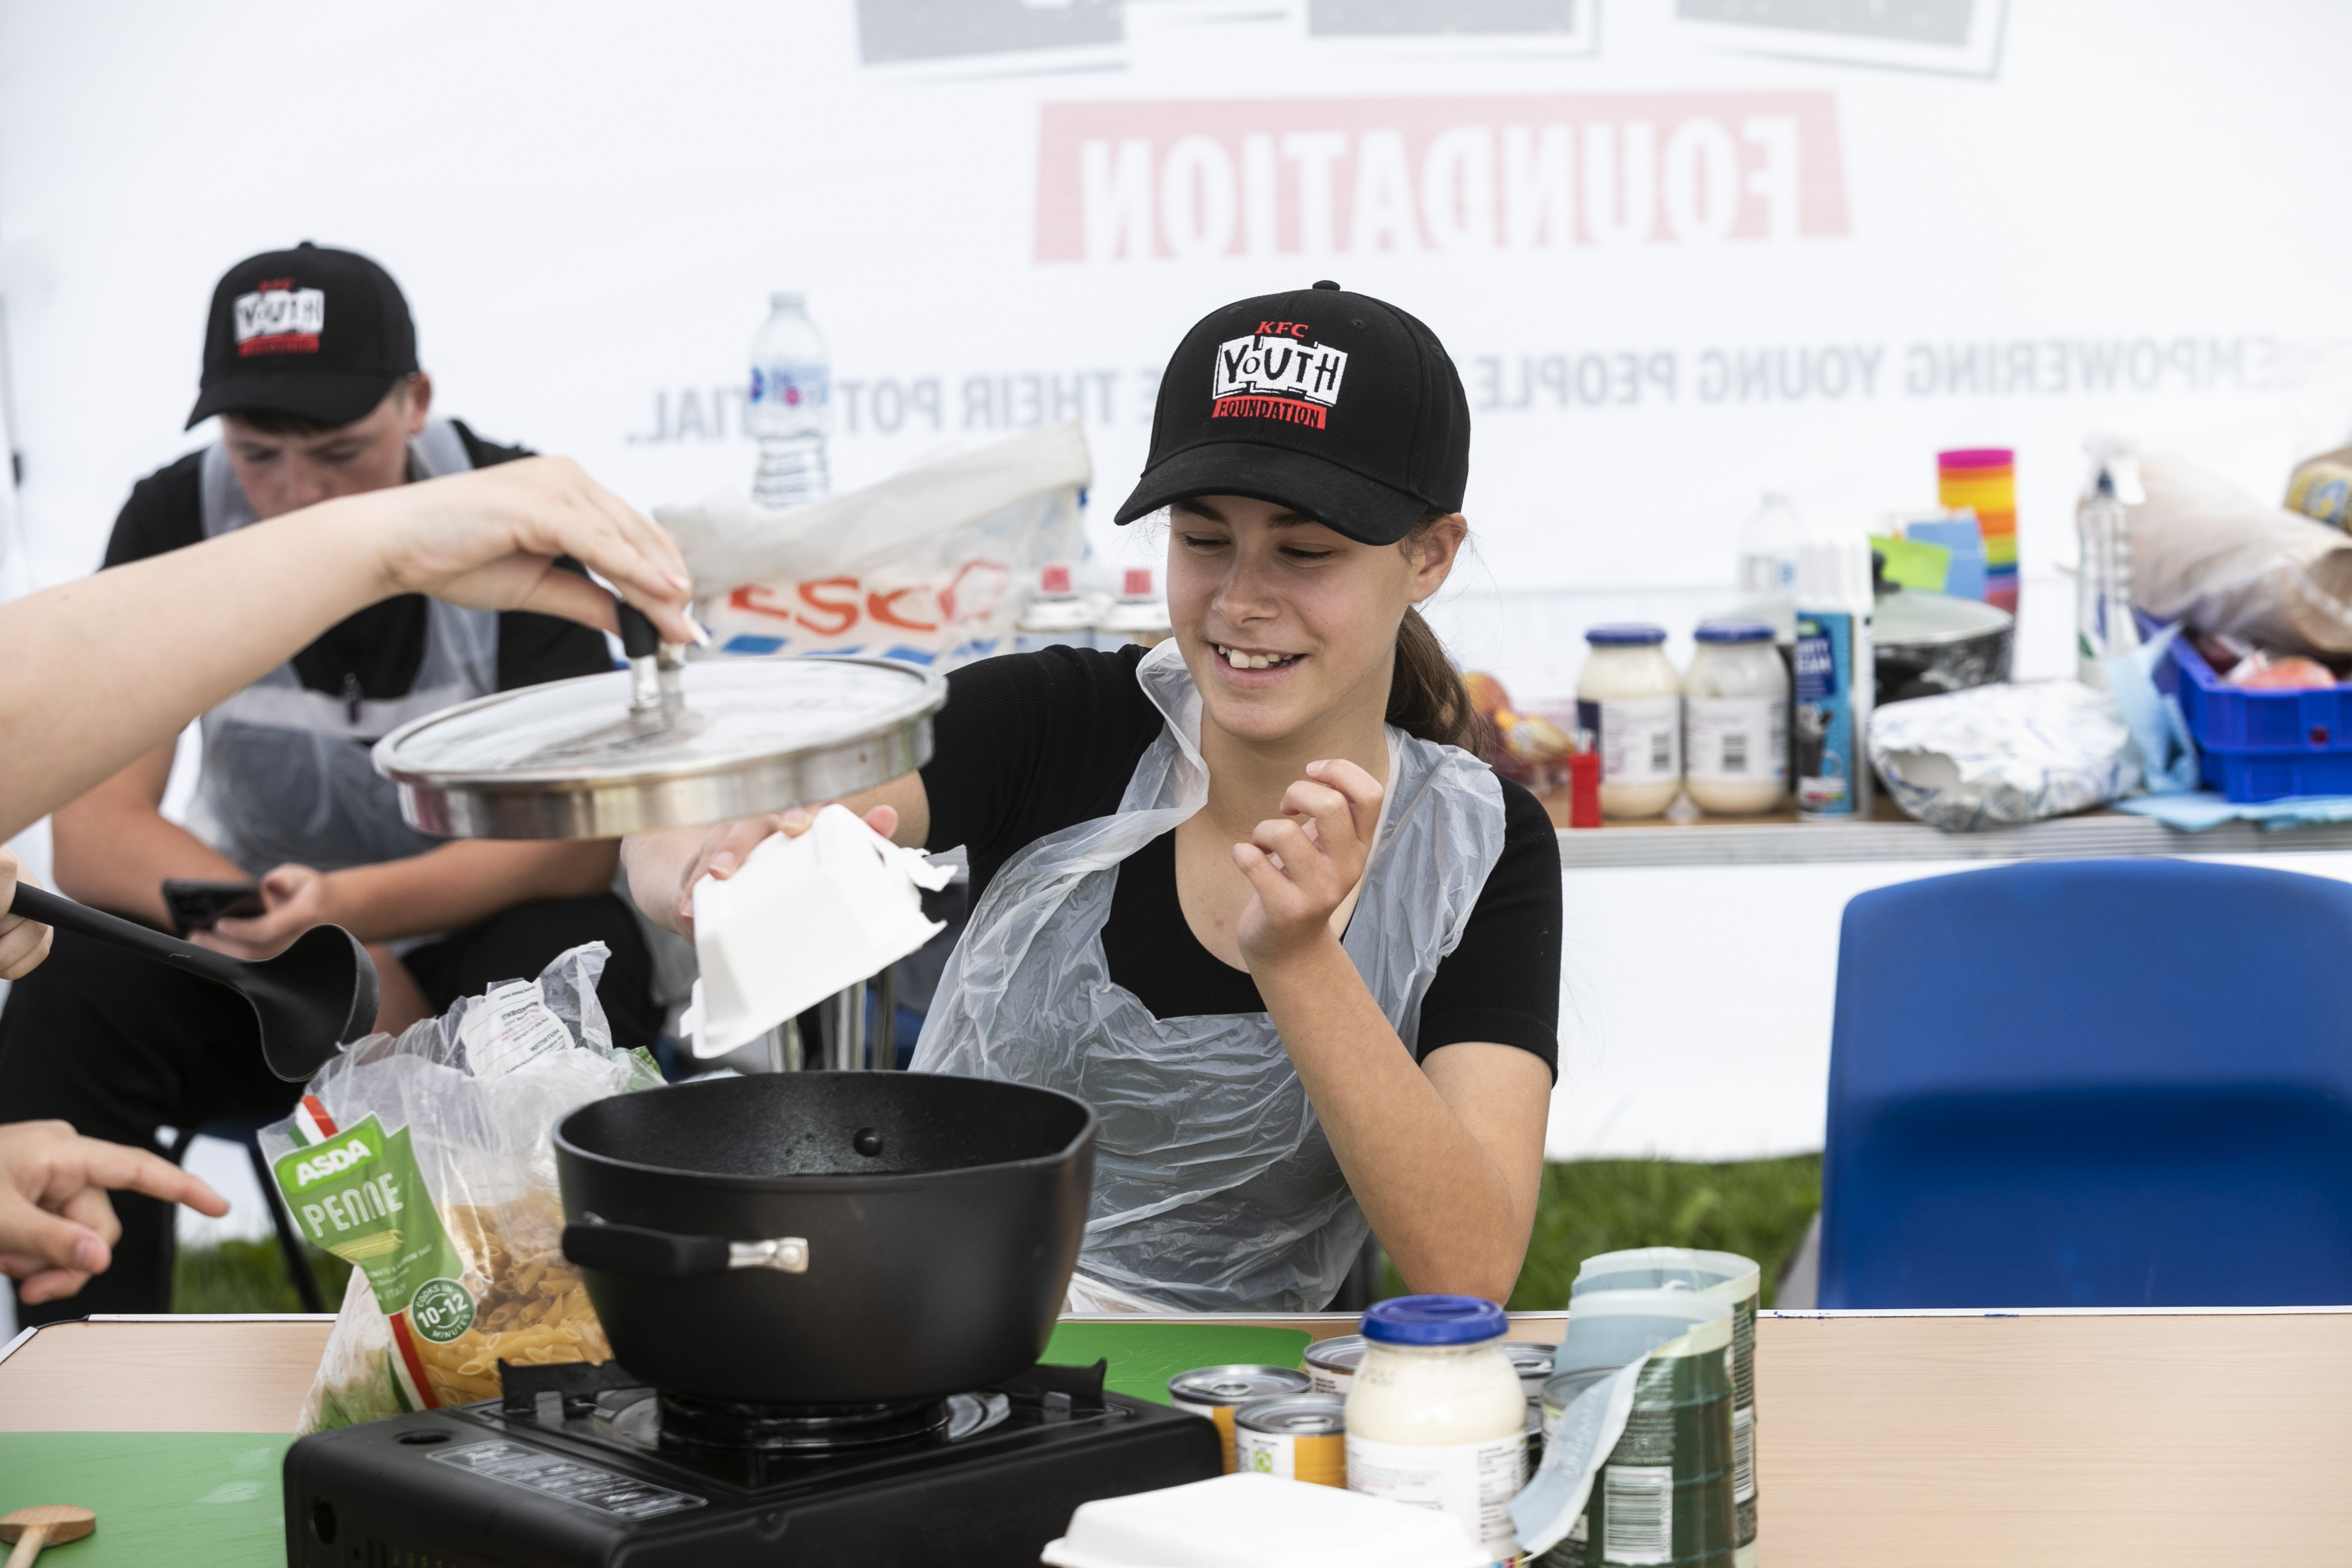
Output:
[1360, 1294, 1507, 1345]
[1938, 447, 2014, 470]
[1583, 623, 1666, 647]
[1694, 619, 1775, 645]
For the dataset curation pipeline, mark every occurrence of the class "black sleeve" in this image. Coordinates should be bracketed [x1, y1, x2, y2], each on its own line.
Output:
[450, 420, 534, 468]
[451, 423, 616, 691]
[1414, 776, 1562, 1080]
[101, 451, 208, 568]
[921, 644, 1164, 905]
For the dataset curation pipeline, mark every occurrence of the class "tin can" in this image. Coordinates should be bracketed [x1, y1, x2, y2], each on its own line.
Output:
[1303, 1335, 1368, 1394]
[1534, 1346, 1737, 1568]
[1505, 1340, 1557, 1397]
[2288, 460, 2352, 528]
[1169, 1365, 1314, 1473]
[1233, 1394, 1347, 1488]
[1574, 1250, 1761, 1568]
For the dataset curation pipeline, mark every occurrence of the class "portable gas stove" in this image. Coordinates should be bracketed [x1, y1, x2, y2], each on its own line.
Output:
[281, 1358, 1221, 1567]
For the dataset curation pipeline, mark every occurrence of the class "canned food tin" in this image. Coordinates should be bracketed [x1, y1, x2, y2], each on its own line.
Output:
[1169, 1365, 1314, 1473]
[1505, 1340, 1557, 1396]
[1234, 1394, 1347, 1488]
[1536, 1348, 1736, 1568]
[1302, 1335, 1367, 1394]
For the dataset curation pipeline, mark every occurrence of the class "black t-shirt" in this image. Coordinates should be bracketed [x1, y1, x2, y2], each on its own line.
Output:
[103, 421, 613, 700]
[920, 645, 1562, 1077]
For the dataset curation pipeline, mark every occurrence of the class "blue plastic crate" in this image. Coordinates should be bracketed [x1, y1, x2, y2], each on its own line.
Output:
[2155, 633, 2352, 801]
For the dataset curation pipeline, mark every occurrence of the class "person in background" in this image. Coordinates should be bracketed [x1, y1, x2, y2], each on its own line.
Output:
[0, 244, 661, 1322]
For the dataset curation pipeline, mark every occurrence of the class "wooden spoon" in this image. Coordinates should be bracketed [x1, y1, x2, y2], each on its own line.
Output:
[0, 1506, 94, 1568]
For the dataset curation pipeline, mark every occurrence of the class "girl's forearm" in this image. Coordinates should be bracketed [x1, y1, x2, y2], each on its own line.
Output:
[1254, 935, 1534, 1302]
[0, 503, 392, 839]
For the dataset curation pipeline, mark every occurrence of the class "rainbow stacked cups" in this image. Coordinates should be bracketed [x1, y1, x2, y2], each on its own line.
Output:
[1937, 448, 2017, 612]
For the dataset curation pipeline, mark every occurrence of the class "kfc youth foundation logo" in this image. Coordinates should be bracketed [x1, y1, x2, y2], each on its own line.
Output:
[1036, 92, 1848, 263]
[1212, 330, 1347, 429]
[234, 283, 327, 357]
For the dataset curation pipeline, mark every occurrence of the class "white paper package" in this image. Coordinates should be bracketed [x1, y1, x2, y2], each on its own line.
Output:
[681, 804, 954, 1057]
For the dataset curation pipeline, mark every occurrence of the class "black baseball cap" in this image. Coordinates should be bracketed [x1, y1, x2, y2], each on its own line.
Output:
[185, 242, 420, 429]
[1114, 281, 1470, 546]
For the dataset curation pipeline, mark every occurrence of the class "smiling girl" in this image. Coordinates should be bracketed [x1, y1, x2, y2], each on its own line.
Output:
[626, 283, 1561, 1312]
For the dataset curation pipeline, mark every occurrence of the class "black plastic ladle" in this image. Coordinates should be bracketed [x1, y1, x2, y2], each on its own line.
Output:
[7, 883, 379, 1082]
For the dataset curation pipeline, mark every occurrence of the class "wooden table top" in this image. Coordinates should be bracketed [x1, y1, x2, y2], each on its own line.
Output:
[6, 1307, 2348, 1567]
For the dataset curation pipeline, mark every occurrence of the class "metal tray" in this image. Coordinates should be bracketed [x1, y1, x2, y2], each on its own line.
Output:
[372, 657, 947, 839]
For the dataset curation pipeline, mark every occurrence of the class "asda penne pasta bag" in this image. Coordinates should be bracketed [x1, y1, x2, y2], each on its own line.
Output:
[260, 942, 663, 1432]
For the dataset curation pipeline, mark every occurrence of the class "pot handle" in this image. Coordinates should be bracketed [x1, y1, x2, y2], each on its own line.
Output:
[563, 1218, 809, 1278]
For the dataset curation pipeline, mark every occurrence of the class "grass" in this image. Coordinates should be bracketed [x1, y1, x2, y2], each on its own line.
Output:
[171, 1156, 1822, 1316]
[173, 1237, 352, 1315]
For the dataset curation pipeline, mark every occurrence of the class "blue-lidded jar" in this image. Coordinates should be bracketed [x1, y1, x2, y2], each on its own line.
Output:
[1577, 624, 1682, 819]
[1346, 1295, 1529, 1562]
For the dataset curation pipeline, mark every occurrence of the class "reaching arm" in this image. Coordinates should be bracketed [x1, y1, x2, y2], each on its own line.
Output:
[204, 839, 622, 956]
[49, 741, 250, 925]
[621, 772, 931, 939]
[0, 456, 696, 842]
[1233, 760, 1548, 1303]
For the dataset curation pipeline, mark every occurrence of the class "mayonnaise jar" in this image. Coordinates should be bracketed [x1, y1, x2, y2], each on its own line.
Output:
[1683, 619, 1790, 816]
[1575, 625, 1682, 819]
[1345, 1295, 1530, 1565]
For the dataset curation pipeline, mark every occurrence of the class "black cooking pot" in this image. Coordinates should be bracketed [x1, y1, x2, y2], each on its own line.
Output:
[1874, 588, 2015, 708]
[555, 1071, 1095, 1406]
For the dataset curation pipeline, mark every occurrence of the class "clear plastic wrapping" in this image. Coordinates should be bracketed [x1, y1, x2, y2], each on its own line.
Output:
[259, 943, 663, 1431]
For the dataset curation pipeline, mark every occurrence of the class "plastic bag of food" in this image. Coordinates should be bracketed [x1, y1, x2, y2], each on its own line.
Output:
[1869, 681, 2142, 831]
[2132, 452, 2352, 655]
[658, 422, 1089, 669]
[260, 943, 662, 1431]
[2285, 443, 2352, 530]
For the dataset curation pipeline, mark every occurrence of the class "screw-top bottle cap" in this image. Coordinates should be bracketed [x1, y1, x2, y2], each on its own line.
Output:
[1361, 1294, 1508, 1345]
[1695, 619, 1776, 644]
[1584, 623, 1667, 646]
[1121, 566, 1155, 599]
[1039, 564, 1072, 595]
[770, 291, 806, 311]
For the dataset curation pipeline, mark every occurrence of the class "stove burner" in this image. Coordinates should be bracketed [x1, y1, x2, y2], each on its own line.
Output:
[656, 1391, 951, 1452]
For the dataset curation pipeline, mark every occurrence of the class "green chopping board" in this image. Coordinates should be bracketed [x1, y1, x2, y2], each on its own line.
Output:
[0, 1433, 293, 1567]
[1040, 1321, 1313, 1403]
[0, 1322, 1312, 1564]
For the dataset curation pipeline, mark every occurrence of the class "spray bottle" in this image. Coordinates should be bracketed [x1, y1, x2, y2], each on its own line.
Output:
[1793, 529, 1875, 820]
[2077, 432, 2145, 687]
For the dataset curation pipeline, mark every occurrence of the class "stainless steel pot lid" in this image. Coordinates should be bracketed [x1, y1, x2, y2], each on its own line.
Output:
[1874, 588, 2014, 647]
[372, 656, 946, 840]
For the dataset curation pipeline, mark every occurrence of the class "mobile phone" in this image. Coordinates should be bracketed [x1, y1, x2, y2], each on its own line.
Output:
[161, 878, 264, 936]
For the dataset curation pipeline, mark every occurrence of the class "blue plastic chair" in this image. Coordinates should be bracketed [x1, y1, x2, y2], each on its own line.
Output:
[1820, 858, 2352, 1308]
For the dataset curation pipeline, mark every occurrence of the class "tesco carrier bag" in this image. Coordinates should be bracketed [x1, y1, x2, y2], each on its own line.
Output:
[659, 422, 1090, 669]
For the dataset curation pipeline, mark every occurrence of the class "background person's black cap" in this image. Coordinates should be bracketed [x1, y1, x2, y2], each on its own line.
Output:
[1114, 280, 1470, 546]
[185, 242, 419, 429]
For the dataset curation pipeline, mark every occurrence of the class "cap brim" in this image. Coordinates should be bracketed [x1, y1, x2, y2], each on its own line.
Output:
[1113, 441, 1431, 545]
[185, 371, 398, 430]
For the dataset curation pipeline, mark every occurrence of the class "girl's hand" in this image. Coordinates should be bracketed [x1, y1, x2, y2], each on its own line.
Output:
[1232, 758, 1382, 971]
[0, 847, 53, 980]
[669, 803, 901, 937]
[359, 456, 699, 644]
[0, 1120, 229, 1305]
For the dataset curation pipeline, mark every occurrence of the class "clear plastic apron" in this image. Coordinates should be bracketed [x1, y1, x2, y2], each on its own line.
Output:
[187, 420, 500, 876]
[910, 639, 1507, 1313]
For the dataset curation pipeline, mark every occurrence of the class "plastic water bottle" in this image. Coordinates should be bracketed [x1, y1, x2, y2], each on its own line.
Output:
[1737, 493, 1802, 642]
[1738, 493, 1802, 599]
[748, 293, 831, 510]
[2077, 433, 2145, 687]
